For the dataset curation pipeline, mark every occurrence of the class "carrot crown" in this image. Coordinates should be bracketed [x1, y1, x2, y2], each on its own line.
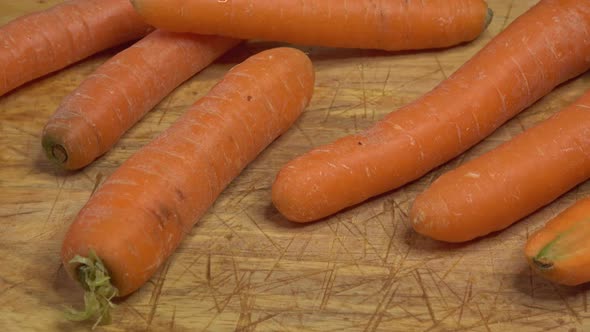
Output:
[64, 250, 119, 329]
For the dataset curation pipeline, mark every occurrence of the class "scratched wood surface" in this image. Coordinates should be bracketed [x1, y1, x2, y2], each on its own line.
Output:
[2, 1, 590, 331]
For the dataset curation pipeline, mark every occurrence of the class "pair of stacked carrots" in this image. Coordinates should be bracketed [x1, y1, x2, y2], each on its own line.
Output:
[3, 0, 590, 326]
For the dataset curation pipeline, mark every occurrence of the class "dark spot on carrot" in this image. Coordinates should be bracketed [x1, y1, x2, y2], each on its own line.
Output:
[246, 95, 252, 101]
[357, 141, 363, 146]
[175, 188, 185, 201]
[147, 205, 172, 228]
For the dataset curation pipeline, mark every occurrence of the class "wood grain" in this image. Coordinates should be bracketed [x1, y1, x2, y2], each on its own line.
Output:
[2, 1, 590, 331]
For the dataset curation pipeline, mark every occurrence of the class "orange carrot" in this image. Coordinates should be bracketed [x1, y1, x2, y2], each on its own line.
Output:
[0, 0, 152, 97]
[42, 30, 240, 170]
[130, 0, 492, 51]
[525, 196, 590, 286]
[60, 47, 314, 325]
[271, 0, 590, 223]
[411, 89, 590, 242]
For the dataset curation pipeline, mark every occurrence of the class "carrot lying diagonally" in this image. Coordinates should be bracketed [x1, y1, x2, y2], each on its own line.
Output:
[411, 89, 590, 242]
[60, 47, 314, 325]
[525, 196, 590, 286]
[271, 0, 590, 223]
[131, 0, 492, 51]
[0, 0, 152, 97]
[42, 30, 239, 170]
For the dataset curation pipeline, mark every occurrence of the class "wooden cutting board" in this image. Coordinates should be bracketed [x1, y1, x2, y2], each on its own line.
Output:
[2, 1, 590, 331]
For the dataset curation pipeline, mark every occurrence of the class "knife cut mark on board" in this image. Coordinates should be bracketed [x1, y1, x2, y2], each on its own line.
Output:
[146, 259, 172, 328]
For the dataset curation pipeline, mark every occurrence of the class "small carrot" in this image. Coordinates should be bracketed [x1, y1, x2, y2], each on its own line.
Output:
[60, 47, 314, 325]
[411, 89, 590, 242]
[525, 197, 590, 286]
[42, 30, 240, 170]
[271, 0, 590, 223]
[0, 0, 152, 97]
[130, 0, 493, 51]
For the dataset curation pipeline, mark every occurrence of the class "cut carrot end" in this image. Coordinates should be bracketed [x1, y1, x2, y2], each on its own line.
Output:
[532, 256, 554, 270]
[64, 249, 119, 329]
[52, 145, 68, 164]
[42, 136, 68, 168]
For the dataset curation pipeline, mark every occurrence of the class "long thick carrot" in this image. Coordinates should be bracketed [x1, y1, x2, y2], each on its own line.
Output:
[525, 197, 590, 286]
[42, 30, 240, 170]
[271, 0, 590, 223]
[60, 47, 314, 325]
[130, 0, 493, 51]
[0, 0, 152, 97]
[411, 89, 590, 242]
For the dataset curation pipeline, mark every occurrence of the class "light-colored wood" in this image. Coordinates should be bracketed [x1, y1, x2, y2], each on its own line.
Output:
[2, 1, 590, 331]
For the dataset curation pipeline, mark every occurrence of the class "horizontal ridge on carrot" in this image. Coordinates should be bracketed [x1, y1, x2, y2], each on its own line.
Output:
[42, 30, 240, 170]
[411, 89, 590, 242]
[0, 0, 152, 97]
[271, 0, 590, 223]
[130, 0, 492, 51]
[525, 196, 590, 286]
[60, 47, 315, 325]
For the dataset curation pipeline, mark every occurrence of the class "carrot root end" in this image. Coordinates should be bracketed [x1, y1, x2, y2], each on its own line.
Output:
[64, 249, 119, 329]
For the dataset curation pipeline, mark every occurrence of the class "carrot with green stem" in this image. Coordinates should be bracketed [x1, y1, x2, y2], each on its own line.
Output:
[42, 30, 240, 170]
[411, 89, 590, 242]
[0, 0, 152, 97]
[130, 0, 493, 51]
[60, 47, 315, 326]
[525, 196, 590, 286]
[271, 0, 590, 223]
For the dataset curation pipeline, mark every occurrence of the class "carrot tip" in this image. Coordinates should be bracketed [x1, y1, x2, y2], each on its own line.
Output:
[64, 249, 119, 329]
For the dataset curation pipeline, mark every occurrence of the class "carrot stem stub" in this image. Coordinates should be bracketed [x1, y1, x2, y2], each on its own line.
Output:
[64, 250, 118, 328]
[131, 0, 492, 51]
[61, 46, 315, 324]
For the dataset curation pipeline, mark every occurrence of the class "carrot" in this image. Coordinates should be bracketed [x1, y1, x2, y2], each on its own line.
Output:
[411, 89, 590, 242]
[42, 30, 240, 171]
[60, 47, 314, 325]
[271, 0, 590, 223]
[525, 196, 590, 286]
[130, 0, 493, 51]
[0, 0, 152, 97]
